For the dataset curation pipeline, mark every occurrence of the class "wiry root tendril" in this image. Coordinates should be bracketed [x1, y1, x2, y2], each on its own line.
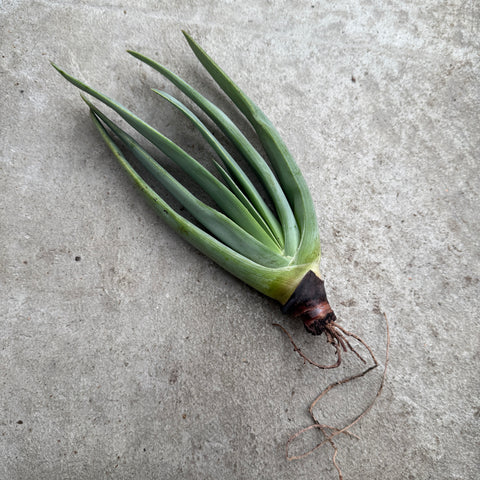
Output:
[272, 323, 342, 369]
[272, 321, 374, 370]
[273, 314, 390, 480]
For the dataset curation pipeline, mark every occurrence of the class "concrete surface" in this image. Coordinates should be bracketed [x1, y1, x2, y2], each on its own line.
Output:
[1, 1, 479, 479]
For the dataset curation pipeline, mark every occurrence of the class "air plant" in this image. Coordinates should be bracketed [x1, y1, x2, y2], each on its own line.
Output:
[53, 32, 388, 475]
[52, 31, 372, 368]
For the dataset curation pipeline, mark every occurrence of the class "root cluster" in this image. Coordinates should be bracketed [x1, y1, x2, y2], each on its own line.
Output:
[273, 314, 390, 479]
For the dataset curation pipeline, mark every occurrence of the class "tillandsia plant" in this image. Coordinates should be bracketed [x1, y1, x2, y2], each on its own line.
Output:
[53, 32, 389, 474]
[53, 31, 371, 368]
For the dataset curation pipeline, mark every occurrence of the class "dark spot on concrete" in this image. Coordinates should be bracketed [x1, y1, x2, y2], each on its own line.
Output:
[16, 420, 23, 424]
[448, 244, 462, 253]
[23, 260, 28, 264]
[464, 276, 478, 286]
[169, 369, 178, 384]
[473, 406, 480, 418]
[351, 75, 356, 83]
[75, 256, 81, 262]
[340, 298, 357, 307]
[182, 413, 187, 419]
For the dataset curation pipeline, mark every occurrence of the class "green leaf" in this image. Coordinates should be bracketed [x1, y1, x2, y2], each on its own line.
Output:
[51, 63, 281, 253]
[211, 159, 282, 250]
[152, 88, 284, 248]
[182, 32, 320, 265]
[89, 108, 315, 303]
[87, 100, 289, 267]
[127, 50, 300, 257]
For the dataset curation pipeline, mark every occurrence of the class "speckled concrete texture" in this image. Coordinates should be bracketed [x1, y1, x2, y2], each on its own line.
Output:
[1, 1, 479, 479]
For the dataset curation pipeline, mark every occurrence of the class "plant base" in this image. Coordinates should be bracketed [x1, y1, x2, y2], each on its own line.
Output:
[280, 271, 372, 368]
[281, 270, 336, 335]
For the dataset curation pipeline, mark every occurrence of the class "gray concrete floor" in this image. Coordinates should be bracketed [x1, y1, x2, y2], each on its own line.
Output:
[1, 1, 479, 479]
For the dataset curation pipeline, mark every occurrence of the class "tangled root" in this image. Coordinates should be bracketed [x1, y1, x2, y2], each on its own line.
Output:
[273, 313, 390, 479]
[273, 320, 377, 370]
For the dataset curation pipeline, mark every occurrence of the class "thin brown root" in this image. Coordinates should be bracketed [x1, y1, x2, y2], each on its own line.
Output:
[333, 322, 379, 366]
[332, 444, 343, 480]
[286, 423, 361, 461]
[336, 333, 348, 353]
[339, 335, 367, 364]
[272, 320, 375, 371]
[309, 363, 379, 418]
[273, 323, 342, 369]
[285, 313, 391, 478]
[322, 425, 360, 440]
[319, 425, 343, 479]
[321, 426, 344, 480]
[323, 313, 389, 436]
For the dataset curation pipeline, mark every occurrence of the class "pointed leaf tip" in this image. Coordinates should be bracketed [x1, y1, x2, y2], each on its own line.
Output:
[51, 62, 63, 73]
